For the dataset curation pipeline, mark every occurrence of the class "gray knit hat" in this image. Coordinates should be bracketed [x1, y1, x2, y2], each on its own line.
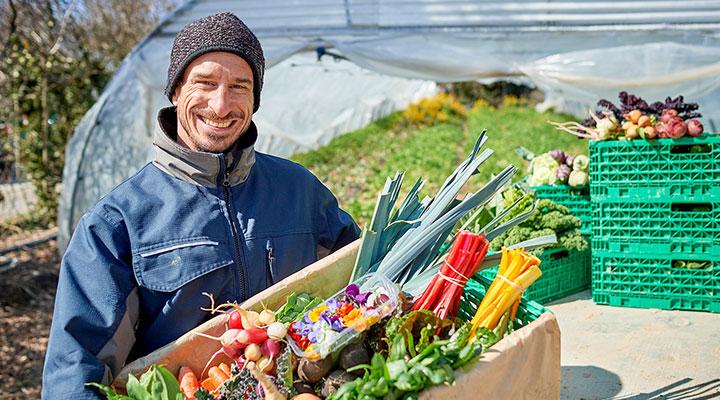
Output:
[165, 12, 265, 112]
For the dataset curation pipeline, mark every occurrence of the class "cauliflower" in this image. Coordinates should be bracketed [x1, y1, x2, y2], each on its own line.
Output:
[529, 166, 557, 186]
[531, 153, 560, 173]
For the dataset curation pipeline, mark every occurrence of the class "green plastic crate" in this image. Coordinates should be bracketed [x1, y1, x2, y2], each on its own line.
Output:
[589, 136, 720, 201]
[591, 252, 720, 313]
[476, 247, 591, 304]
[591, 200, 720, 250]
[458, 275, 548, 328]
[532, 185, 592, 235]
[591, 237, 720, 258]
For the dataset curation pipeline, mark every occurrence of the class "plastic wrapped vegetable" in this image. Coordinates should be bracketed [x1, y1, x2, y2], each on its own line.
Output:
[555, 164, 571, 183]
[572, 155, 589, 172]
[568, 170, 588, 187]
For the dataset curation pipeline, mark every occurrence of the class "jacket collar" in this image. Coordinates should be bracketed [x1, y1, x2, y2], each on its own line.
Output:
[152, 106, 257, 187]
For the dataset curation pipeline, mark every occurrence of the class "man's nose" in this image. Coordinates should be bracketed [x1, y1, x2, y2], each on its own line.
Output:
[208, 85, 232, 118]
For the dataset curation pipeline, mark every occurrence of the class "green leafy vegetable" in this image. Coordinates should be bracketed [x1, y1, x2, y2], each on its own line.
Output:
[275, 292, 323, 323]
[87, 365, 184, 400]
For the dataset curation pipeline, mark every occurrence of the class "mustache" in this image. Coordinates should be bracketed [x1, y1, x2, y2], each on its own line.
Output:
[192, 107, 244, 121]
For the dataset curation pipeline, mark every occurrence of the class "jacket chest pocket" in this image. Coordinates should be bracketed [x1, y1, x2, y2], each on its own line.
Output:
[132, 237, 234, 292]
[254, 233, 317, 286]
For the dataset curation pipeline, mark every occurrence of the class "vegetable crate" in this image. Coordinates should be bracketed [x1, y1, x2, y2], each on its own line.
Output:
[591, 200, 720, 256]
[589, 136, 720, 202]
[591, 251, 720, 313]
[532, 185, 592, 235]
[476, 247, 591, 304]
[459, 275, 549, 329]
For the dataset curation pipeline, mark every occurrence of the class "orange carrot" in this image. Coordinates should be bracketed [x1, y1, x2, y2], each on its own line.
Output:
[218, 362, 231, 377]
[201, 376, 221, 392]
[178, 366, 200, 400]
[208, 366, 230, 387]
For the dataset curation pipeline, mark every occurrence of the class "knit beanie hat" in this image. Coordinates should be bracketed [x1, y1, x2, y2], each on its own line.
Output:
[165, 12, 265, 112]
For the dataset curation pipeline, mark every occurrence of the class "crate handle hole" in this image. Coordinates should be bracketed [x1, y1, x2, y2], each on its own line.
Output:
[672, 260, 713, 270]
[670, 144, 711, 154]
[549, 249, 569, 260]
[671, 203, 712, 213]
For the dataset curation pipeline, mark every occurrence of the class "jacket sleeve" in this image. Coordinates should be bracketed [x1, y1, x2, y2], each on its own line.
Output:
[314, 178, 361, 253]
[42, 209, 138, 400]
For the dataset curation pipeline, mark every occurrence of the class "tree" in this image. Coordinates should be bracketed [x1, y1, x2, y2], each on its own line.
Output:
[0, 0, 175, 226]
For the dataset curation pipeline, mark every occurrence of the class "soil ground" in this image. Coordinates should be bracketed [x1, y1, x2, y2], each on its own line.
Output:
[0, 239, 59, 399]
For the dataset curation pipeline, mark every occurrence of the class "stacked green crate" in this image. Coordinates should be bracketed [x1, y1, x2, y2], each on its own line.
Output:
[589, 136, 720, 312]
[532, 185, 592, 236]
[476, 247, 591, 304]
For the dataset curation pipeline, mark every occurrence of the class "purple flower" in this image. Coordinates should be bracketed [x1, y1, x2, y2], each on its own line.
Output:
[307, 324, 324, 343]
[326, 297, 340, 312]
[346, 284, 371, 305]
[321, 312, 346, 332]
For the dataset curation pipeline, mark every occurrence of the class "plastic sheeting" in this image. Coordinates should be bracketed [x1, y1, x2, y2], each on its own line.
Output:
[523, 42, 720, 129]
[59, 0, 720, 251]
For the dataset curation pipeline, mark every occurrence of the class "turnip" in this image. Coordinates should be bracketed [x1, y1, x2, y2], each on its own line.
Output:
[624, 109, 642, 124]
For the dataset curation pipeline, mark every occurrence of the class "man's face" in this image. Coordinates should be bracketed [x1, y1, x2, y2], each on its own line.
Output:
[172, 52, 254, 153]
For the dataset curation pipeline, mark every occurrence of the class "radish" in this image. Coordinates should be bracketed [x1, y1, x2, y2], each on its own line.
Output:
[257, 356, 275, 374]
[236, 327, 269, 346]
[261, 338, 282, 360]
[228, 310, 244, 329]
[266, 322, 287, 340]
[245, 343, 262, 362]
[257, 309, 276, 326]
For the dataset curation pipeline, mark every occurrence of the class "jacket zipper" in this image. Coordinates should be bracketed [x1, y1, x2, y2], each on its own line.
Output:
[220, 158, 247, 300]
[266, 241, 276, 286]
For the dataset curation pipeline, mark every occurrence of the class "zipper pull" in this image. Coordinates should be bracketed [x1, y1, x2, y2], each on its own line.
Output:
[223, 172, 231, 187]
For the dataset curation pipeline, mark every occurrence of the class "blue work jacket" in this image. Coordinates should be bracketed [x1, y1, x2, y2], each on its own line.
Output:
[42, 108, 359, 399]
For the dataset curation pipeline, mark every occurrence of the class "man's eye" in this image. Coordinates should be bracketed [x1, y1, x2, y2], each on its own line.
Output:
[197, 80, 216, 87]
[231, 84, 250, 91]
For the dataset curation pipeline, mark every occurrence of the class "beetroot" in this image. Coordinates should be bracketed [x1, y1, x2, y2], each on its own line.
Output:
[660, 109, 679, 123]
[665, 117, 688, 139]
[687, 119, 704, 137]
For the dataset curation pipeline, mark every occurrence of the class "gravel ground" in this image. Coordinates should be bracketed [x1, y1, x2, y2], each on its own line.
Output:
[0, 239, 59, 399]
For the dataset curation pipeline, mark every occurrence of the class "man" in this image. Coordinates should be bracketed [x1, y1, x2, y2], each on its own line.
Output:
[42, 12, 359, 399]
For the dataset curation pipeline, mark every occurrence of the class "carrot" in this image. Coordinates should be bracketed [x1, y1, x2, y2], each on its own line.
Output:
[208, 366, 230, 386]
[178, 366, 200, 400]
[201, 376, 221, 392]
[218, 362, 231, 377]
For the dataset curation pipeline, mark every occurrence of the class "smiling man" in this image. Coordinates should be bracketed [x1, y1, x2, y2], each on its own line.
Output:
[42, 13, 359, 399]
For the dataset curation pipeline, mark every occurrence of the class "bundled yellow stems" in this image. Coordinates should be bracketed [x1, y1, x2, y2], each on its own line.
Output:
[469, 248, 542, 338]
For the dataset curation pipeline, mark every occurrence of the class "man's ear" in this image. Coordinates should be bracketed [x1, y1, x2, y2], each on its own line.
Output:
[171, 86, 181, 106]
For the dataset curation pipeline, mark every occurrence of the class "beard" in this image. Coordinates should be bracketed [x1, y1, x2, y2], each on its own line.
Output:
[177, 106, 247, 153]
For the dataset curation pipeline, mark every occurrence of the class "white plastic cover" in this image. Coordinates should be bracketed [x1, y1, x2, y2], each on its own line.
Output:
[58, 0, 720, 250]
[523, 42, 720, 127]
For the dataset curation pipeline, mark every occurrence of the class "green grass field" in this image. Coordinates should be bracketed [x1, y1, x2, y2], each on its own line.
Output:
[292, 105, 587, 226]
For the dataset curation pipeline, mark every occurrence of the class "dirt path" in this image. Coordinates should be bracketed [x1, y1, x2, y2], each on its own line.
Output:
[0, 240, 59, 399]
